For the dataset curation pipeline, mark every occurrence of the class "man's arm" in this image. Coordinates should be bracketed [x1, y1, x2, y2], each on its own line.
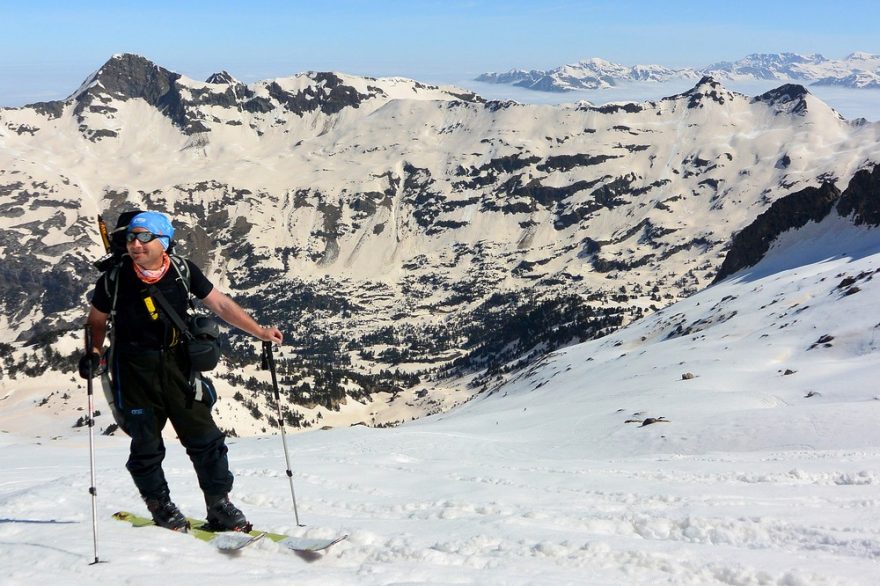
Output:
[201, 288, 283, 344]
[86, 305, 110, 354]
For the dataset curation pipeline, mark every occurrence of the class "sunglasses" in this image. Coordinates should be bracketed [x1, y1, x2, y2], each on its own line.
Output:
[126, 231, 167, 244]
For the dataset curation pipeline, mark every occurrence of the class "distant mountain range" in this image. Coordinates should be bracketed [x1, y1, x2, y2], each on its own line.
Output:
[476, 52, 880, 92]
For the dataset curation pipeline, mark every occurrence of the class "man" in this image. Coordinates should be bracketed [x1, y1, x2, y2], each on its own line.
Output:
[80, 210, 282, 531]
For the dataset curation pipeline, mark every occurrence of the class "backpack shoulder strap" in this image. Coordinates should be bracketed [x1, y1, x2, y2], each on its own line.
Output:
[104, 262, 123, 318]
[169, 254, 192, 299]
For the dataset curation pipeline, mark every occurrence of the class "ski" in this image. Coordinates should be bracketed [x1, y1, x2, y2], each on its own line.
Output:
[211, 531, 266, 551]
[112, 511, 264, 552]
[278, 533, 348, 553]
[113, 511, 346, 553]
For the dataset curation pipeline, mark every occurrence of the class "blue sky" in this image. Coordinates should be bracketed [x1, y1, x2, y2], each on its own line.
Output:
[1, 0, 878, 106]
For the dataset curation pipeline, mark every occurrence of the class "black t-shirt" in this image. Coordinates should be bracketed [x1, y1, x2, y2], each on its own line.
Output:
[91, 257, 214, 349]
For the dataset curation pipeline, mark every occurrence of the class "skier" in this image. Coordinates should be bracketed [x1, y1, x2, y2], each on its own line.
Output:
[79, 210, 283, 531]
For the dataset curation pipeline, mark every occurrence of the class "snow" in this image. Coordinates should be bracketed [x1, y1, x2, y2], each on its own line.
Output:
[3, 210, 880, 583]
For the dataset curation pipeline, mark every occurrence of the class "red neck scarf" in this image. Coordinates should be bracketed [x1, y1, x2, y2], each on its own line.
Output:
[133, 253, 171, 284]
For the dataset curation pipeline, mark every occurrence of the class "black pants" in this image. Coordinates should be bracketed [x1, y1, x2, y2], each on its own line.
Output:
[112, 345, 233, 503]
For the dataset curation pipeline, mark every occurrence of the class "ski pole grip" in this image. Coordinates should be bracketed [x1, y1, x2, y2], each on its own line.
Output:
[84, 325, 94, 381]
[261, 341, 270, 370]
[262, 341, 281, 400]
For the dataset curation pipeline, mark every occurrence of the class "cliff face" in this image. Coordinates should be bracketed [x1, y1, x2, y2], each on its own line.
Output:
[836, 165, 880, 227]
[714, 164, 880, 282]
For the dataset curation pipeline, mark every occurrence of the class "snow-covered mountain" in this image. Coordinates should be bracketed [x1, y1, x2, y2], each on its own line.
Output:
[478, 52, 880, 91]
[475, 57, 700, 91]
[705, 52, 880, 88]
[1, 53, 879, 433]
[2, 168, 879, 583]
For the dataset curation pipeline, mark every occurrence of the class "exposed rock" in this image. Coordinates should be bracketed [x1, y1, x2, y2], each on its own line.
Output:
[73, 53, 181, 118]
[836, 164, 880, 226]
[536, 153, 619, 173]
[267, 72, 381, 116]
[713, 182, 841, 282]
[664, 76, 737, 109]
[26, 101, 65, 119]
[206, 71, 237, 85]
[752, 84, 810, 115]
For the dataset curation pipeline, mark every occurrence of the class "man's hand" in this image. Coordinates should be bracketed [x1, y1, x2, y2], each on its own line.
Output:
[78, 352, 101, 379]
[258, 326, 283, 345]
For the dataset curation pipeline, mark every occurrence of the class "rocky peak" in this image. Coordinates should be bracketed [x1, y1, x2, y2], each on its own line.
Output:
[77, 53, 180, 105]
[665, 76, 736, 109]
[60, 53, 198, 138]
[18, 54, 179, 123]
[752, 84, 810, 115]
[692, 75, 721, 89]
[206, 71, 237, 85]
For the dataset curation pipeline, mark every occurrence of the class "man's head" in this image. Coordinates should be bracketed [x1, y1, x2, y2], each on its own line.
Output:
[127, 211, 174, 249]
[126, 211, 174, 269]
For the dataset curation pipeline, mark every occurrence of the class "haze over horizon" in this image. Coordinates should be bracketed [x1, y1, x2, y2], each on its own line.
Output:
[2, 0, 878, 107]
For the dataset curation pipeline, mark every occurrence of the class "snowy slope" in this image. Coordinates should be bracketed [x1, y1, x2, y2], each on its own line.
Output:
[2, 206, 880, 584]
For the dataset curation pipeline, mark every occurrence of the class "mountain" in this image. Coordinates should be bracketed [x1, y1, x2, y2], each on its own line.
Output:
[704, 52, 880, 88]
[477, 52, 880, 92]
[1, 54, 879, 434]
[475, 57, 700, 91]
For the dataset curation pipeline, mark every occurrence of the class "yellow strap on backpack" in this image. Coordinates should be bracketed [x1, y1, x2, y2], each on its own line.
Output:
[143, 295, 159, 320]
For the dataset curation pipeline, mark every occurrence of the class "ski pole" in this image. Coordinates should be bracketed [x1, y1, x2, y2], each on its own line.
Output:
[84, 324, 101, 564]
[261, 341, 303, 526]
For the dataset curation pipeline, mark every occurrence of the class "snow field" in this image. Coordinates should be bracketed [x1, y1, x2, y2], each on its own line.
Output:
[2, 427, 880, 585]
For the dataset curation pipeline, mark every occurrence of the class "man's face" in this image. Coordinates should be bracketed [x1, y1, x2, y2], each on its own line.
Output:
[127, 228, 166, 268]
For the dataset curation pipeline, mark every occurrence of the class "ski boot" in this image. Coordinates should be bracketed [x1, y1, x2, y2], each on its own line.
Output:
[205, 495, 252, 532]
[145, 497, 190, 531]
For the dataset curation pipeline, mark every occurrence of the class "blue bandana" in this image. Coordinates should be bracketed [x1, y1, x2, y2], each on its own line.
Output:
[128, 211, 175, 250]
